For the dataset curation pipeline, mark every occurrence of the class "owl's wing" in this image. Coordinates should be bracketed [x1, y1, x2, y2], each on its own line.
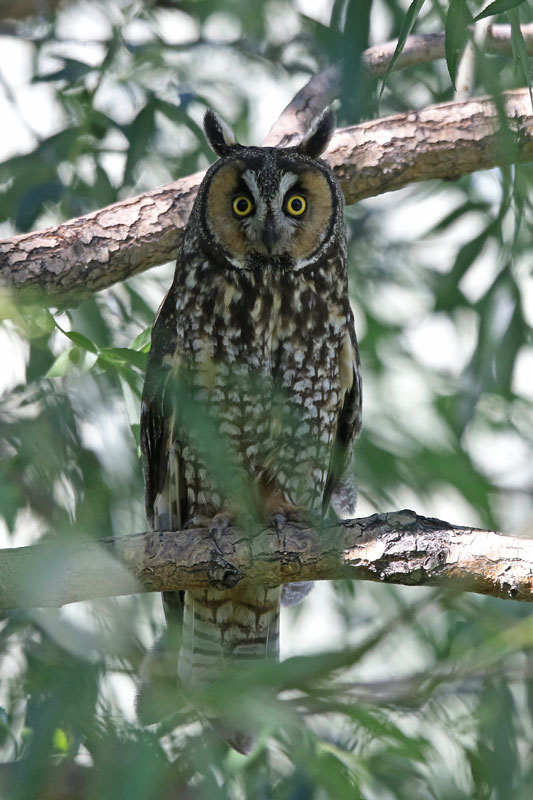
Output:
[139, 285, 188, 709]
[323, 316, 362, 514]
[141, 284, 187, 533]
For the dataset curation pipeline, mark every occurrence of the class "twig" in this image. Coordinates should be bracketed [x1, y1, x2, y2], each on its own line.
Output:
[454, 18, 492, 102]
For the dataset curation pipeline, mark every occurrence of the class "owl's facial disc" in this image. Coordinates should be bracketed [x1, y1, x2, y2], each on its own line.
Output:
[205, 159, 335, 270]
[237, 169, 305, 258]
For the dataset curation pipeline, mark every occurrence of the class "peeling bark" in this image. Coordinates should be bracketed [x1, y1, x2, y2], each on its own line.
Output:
[0, 172, 203, 304]
[331, 88, 533, 205]
[1, 510, 532, 610]
[1, 89, 533, 304]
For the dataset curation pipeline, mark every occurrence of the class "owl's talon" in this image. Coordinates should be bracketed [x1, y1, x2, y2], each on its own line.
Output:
[271, 512, 286, 533]
[206, 515, 240, 589]
[208, 513, 232, 556]
[270, 512, 288, 550]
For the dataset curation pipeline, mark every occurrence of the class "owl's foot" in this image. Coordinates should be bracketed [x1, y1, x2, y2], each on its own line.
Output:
[268, 502, 305, 550]
[268, 506, 316, 607]
[267, 498, 303, 523]
[269, 501, 306, 529]
[208, 513, 233, 556]
[184, 513, 232, 545]
[192, 514, 240, 590]
[184, 512, 236, 561]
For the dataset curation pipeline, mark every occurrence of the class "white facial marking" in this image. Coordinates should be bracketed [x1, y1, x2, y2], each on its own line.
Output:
[277, 171, 299, 201]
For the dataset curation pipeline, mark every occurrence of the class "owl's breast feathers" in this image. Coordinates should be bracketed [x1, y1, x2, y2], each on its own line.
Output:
[141, 232, 361, 525]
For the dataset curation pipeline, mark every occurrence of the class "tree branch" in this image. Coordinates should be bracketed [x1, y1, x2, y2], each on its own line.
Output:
[363, 24, 533, 79]
[255, 24, 533, 147]
[2, 510, 532, 611]
[0, 171, 204, 305]
[2, 87, 533, 304]
[2, 25, 532, 303]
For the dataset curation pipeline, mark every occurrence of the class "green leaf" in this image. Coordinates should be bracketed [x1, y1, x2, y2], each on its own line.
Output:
[434, 222, 495, 311]
[507, 7, 533, 106]
[445, 0, 473, 90]
[37, 57, 96, 83]
[11, 306, 56, 339]
[0, 482, 22, 533]
[380, 0, 426, 97]
[154, 100, 212, 159]
[130, 326, 152, 351]
[424, 200, 491, 235]
[130, 423, 141, 448]
[299, 12, 342, 60]
[122, 103, 155, 186]
[53, 728, 69, 753]
[473, 0, 527, 21]
[45, 347, 80, 378]
[98, 347, 148, 371]
[62, 330, 98, 354]
[16, 180, 64, 231]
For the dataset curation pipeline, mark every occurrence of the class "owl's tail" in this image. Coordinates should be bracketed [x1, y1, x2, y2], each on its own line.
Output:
[178, 585, 281, 754]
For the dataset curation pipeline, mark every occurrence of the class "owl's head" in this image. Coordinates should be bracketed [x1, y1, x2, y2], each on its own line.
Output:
[195, 108, 342, 272]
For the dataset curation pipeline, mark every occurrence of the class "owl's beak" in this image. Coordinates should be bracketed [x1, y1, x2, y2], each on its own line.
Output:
[262, 213, 279, 254]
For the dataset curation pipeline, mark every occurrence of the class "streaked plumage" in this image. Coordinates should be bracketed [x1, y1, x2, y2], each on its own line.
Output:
[139, 108, 362, 752]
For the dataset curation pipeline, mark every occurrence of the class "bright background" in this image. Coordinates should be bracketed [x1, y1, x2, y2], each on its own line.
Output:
[1, 1, 533, 797]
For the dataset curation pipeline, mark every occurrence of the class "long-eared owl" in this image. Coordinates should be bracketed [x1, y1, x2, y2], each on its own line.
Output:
[139, 108, 362, 752]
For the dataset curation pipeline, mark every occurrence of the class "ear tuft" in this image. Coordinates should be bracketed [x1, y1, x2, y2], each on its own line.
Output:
[204, 109, 238, 157]
[297, 108, 336, 159]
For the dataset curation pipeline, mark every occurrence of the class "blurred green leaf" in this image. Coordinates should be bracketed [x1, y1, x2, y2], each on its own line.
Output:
[52, 727, 69, 753]
[380, 0, 426, 97]
[445, 0, 472, 89]
[434, 222, 496, 311]
[122, 104, 156, 186]
[37, 57, 97, 83]
[45, 347, 81, 378]
[474, 0, 528, 21]
[98, 347, 148, 371]
[507, 7, 533, 105]
[61, 330, 99, 354]
[131, 327, 153, 351]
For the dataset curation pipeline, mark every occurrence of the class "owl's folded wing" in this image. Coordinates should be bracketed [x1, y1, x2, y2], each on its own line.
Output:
[140, 285, 186, 532]
[323, 316, 362, 514]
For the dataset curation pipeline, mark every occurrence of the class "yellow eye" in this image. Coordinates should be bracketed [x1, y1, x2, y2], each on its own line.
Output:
[232, 195, 253, 216]
[285, 194, 307, 216]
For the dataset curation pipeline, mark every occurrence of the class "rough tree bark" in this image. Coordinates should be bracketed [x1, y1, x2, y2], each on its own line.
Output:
[1, 511, 532, 610]
[1, 27, 533, 304]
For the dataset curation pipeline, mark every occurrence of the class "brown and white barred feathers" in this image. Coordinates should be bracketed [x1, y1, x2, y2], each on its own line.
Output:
[139, 108, 362, 753]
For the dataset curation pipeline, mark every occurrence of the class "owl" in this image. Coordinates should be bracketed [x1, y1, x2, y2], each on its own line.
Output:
[139, 108, 362, 752]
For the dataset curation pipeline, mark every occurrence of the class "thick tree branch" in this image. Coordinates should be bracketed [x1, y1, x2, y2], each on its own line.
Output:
[1, 510, 532, 611]
[1, 87, 533, 304]
[1, 25, 532, 302]
[330, 88, 533, 202]
[0, 171, 203, 304]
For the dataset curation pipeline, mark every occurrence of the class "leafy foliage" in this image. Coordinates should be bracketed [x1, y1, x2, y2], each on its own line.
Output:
[1, 0, 533, 797]
[445, 0, 473, 89]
